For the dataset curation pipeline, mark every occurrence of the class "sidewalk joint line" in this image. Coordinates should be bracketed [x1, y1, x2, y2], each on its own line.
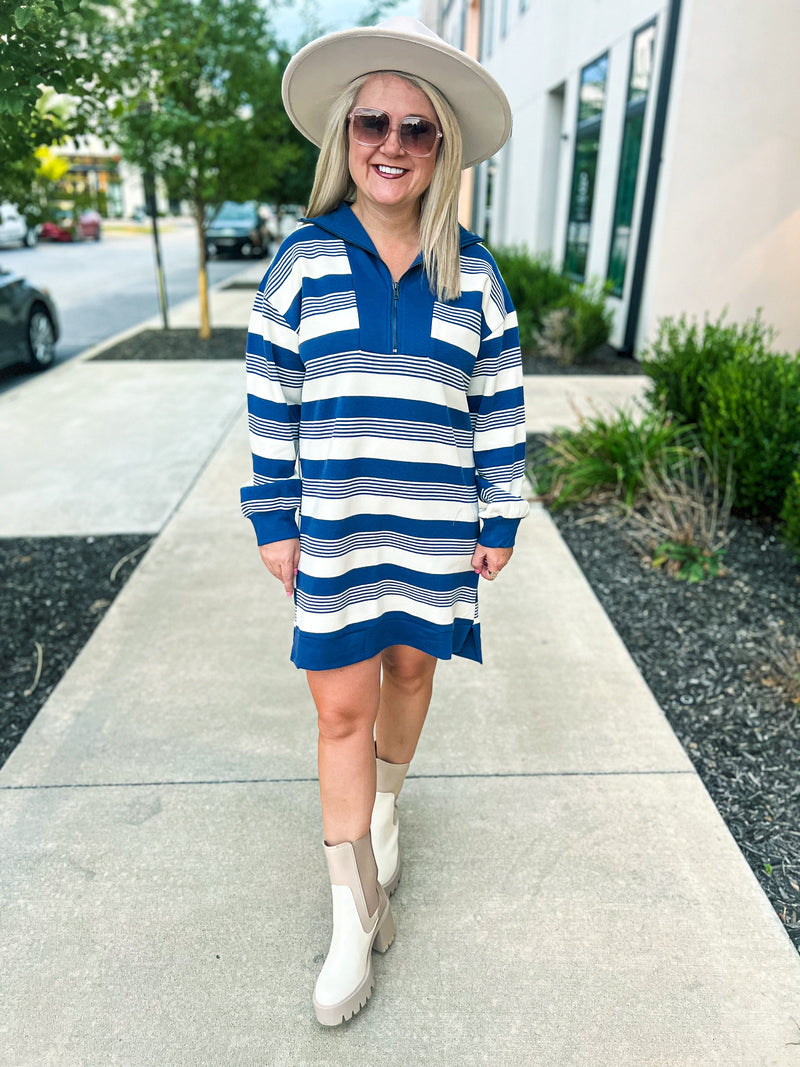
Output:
[158, 397, 246, 531]
[0, 769, 695, 791]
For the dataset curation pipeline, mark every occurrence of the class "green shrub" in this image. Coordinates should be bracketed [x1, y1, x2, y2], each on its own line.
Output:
[535, 283, 614, 365]
[640, 310, 775, 427]
[560, 280, 614, 362]
[700, 353, 800, 517]
[531, 402, 696, 510]
[490, 246, 572, 350]
[491, 245, 612, 357]
[779, 466, 800, 557]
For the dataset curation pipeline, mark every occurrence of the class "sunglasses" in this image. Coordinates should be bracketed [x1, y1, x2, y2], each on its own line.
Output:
[347, 107, 443, 157]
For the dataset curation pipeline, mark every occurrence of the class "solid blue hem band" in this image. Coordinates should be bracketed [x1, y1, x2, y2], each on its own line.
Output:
[291, 612, 482, 670]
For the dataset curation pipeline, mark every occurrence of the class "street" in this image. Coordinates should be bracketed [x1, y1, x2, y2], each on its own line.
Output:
[0, 218, 258, 382]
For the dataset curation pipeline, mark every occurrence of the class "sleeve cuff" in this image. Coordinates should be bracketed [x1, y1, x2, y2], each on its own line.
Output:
[478, 516, 522, 548]
[246, 508, 300, 546]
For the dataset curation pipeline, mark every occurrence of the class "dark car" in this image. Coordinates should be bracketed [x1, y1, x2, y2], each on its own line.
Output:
[0, 266, 59, 371]
[40, 208, 102, 243]
[205, 201, 274, 258]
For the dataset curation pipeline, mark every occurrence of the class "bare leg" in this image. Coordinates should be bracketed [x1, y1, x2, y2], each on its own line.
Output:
[307, 654, 382, 846]
[374, 645, 438, 764]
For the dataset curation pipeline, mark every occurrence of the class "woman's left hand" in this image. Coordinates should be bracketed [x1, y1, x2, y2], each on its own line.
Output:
[471, 544, 513, 582]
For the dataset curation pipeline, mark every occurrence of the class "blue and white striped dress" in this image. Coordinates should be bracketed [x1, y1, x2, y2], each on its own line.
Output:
[241, 202, 528, 671]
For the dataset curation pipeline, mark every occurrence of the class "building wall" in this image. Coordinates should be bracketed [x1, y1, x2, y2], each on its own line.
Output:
[447, 0, 667, 347]
[439, 0, 800, 355]
[645, 0, 800, 353]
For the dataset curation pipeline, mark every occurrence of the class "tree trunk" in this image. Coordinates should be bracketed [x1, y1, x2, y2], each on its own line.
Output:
[194, 204, 211, 340]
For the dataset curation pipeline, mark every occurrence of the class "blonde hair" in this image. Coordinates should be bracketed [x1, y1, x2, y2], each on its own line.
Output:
[306, 71, 464, 302]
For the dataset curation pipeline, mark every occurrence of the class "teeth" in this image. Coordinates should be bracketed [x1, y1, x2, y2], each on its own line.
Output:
[376, 166, 405, 175]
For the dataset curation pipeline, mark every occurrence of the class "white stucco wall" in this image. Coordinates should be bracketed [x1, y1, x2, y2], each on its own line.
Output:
[471, 0, 668, 347]
[436, 0, 799, 356]
[644, 0, 800, 354]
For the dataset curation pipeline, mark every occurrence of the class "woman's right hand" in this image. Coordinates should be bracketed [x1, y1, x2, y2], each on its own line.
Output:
[259, 538, 301, 598]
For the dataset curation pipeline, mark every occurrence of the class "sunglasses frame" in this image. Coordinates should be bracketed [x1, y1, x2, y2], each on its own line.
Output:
[347, 107, 443, 158]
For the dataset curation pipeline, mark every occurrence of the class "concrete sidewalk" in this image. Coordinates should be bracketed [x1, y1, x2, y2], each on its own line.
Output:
[2, 271, 799, 1065]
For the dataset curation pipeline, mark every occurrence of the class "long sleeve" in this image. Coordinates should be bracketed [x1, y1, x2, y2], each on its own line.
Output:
[240, 272, 304, 546]
[467, 267, 530, 548]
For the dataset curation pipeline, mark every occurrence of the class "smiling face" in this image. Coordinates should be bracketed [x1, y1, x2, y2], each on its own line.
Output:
[347, 73, 440, 219]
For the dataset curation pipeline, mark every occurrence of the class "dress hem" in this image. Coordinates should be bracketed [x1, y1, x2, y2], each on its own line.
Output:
[291, 611, 482, 671]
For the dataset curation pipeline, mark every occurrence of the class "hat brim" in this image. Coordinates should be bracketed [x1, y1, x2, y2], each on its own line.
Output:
[281, 25, 512, 169]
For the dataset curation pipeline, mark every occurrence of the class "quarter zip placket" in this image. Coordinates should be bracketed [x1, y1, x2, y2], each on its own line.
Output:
[391, 280, 399, 355]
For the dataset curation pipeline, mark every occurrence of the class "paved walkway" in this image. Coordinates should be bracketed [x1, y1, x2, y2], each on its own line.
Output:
[2, 265, 799, 1065]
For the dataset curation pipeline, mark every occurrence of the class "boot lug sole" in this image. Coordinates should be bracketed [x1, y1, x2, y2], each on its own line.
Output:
[313, 904, 395, 1026]
[381, 861, 402, 898]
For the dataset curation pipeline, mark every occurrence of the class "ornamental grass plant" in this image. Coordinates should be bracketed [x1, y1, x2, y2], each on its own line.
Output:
[530, 400, 695, 512]
[624, 446, 735, 583]
[755, 630, 800, 706]
[530, 402, 737, 583]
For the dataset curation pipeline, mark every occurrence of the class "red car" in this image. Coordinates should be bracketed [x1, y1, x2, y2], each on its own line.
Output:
[40, 209, 102, 242]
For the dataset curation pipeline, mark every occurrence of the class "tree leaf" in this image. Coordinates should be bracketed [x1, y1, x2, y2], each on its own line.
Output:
[14, 5, 35, 28]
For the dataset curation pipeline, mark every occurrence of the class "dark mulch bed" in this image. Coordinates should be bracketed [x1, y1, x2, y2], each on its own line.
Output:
[521, 345, 643, 375]
[526, 434, 800, 951]
[91, 327, 248, 361]
[0, 535, 151, 768]
[90, 327, 643, 372]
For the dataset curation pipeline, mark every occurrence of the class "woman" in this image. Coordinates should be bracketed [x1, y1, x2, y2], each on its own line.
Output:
[240, 17, 528, 1026]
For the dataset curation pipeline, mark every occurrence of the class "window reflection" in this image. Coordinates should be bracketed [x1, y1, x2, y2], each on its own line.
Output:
[565, 53, 609, 280]
[607, 22, 657, 296]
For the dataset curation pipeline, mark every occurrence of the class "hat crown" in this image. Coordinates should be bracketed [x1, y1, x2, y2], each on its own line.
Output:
[281, 16, 512, 169]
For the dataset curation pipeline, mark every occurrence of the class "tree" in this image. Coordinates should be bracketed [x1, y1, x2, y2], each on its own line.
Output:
[105, 0, 300, 339]
[245, 45, 317, 216]
[0, 0, 111, 207]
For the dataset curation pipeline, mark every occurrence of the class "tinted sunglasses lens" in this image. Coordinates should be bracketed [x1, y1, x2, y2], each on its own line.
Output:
[351, 110, 389, 144]
[400, 117, 438, 155]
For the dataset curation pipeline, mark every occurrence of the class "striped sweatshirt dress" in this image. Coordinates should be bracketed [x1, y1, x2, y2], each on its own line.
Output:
[240, 202, 529, 671]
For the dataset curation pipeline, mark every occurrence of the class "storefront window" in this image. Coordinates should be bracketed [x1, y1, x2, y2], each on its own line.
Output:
[564, 53, 608, 280]
[607, 22, 657, 296]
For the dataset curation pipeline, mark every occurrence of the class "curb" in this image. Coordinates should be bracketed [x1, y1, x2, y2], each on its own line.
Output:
[71, 258, 266, 367]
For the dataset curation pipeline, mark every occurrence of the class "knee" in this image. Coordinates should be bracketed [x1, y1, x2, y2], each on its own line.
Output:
[316, 700, 374, 743]
[382, 647, 436, 696]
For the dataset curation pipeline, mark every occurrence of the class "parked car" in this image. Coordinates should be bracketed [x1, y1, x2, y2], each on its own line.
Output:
[277, 204, 305, 239]
[205, 201, 275, 258]
[0, 202, 37, 248]
[40, 208, 102, 242]
[0, 266, 59, 371]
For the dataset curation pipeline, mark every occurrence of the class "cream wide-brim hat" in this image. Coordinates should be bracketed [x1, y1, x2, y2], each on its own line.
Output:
[281, 16, 512, 170]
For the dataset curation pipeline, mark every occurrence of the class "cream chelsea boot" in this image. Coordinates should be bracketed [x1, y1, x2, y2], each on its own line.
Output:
[370, 757, 410, 896]
[313, 831, 395, 1026]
